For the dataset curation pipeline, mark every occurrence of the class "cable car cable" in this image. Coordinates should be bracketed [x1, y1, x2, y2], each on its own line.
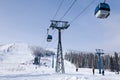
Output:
[59, 0, 77, 20]
[46, 0, 65, 49]
[53, 0, 65, 20]
[48, 0, 64, 34]
[49, 0, 77, 44]
[49, 0, 65, 40]
[51, 0, 76, 37]
[104, 0, 106, 3]
[55, 0, 96, 49]
[49, 0, 76, 43]
[46, 0, 95, 49]
[69, 0, 96, 24]
[48, 0, 95, 48]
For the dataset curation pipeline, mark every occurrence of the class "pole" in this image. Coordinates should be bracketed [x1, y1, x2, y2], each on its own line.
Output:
[98, 53, 101, 74]
[55, 29, 65, 73]
[50, 20, 70, 73]
[96, 49, 104, 74]
[52, 54, 54, 68]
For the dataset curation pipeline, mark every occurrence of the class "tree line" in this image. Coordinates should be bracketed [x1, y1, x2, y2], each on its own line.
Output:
[65, 50, 120, 73]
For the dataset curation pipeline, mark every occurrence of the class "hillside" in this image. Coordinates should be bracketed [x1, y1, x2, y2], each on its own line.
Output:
[0, 43, 33, 63]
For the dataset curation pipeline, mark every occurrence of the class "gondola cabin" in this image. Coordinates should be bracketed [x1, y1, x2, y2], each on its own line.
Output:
[94, 3, 110, 19]
[47, 35, 52, 42]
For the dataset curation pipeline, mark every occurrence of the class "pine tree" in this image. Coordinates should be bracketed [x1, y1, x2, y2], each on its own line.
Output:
[114, 52, 119, 74]
[110, 56, 114, 72]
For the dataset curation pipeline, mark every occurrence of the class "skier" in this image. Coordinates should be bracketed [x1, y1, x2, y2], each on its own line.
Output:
[93, 68, 95, 75]
[76, 64, 78, 72]
[102, 69, 104, 76]
[76, 68, 78, 72]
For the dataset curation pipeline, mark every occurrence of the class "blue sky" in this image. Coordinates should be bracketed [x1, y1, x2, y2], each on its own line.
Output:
[0, 0, 120, 53]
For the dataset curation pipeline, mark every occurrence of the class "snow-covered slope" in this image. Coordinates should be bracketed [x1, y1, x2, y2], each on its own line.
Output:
[0, 43, 33, 63]
[0, 43, 120, 80]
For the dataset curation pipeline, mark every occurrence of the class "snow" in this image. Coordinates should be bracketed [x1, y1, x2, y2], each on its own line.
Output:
[0, 43, 33, 63]
[0, 43, 120, 80]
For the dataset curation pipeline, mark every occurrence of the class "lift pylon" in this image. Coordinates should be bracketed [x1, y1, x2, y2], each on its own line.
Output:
[50, 20, 70, 73]
[96, 49, 104, 74]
